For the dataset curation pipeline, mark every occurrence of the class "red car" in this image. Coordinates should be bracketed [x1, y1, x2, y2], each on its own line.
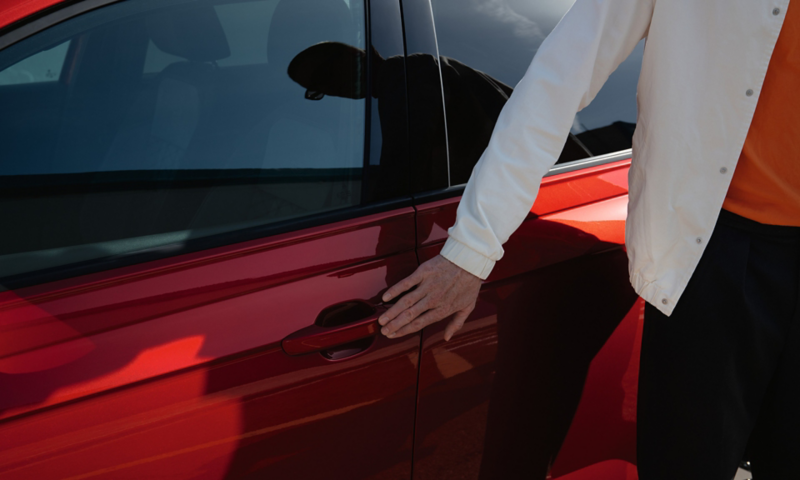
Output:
[0, 0, 643, 478]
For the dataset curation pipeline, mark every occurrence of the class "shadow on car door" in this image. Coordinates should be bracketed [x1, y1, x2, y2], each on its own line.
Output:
[411, 160, 642, 480]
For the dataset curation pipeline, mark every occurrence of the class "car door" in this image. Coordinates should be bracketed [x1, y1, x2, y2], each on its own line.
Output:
[0, 0, 420, 479]
[405, 0, 645, 478]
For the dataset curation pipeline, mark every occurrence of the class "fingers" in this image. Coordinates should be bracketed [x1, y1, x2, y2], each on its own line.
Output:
[379, 286, 425, 326]
[378, 255, 479, 340]
[444, 308, 471, 342]
[382, 268, 424, 303]
[380, 295, 431, 337]
[389, 307, 449, 338]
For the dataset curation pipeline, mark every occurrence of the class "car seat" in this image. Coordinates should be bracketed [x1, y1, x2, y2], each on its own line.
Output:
[102, 5, 231, 172]
[78, 5, 232, 244]
[186, 0, 363, 232]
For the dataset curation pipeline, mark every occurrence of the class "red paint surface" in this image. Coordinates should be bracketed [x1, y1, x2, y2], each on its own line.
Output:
[412, 160, 641, 479]
[415, 158, 631, 247]
[0, 209, 413, 367]
[554, 459, 639, 480]
[550, 299, 645, 477]
[0, 0, 65, 30]
[531, 159, 631, 216]
[0, 208, 422, 479]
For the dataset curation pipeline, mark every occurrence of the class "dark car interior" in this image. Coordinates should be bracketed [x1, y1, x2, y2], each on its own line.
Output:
[0, 0, 366, 279]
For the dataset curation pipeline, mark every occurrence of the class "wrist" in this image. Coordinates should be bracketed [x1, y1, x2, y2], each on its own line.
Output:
[440, 237, 495, 280]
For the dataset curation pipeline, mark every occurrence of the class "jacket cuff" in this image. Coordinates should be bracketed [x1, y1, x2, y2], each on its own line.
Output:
[440, 237, 495, 280]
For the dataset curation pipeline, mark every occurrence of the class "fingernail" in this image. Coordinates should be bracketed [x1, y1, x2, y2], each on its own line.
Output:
[382, 293, 391, 302]
[388, 333, 396, 338]
[378, 316, 387, 325]
[381, 328, 389, 336]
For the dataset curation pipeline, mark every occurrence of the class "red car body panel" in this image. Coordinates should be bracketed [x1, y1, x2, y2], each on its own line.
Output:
[0, 0, 646, 477]
[412, 159, 643, 479]
[0, 209, 422, 479]
[549, 298, 644, 477]
[0, 0, 65, 30]
[415, 159, 632, 248]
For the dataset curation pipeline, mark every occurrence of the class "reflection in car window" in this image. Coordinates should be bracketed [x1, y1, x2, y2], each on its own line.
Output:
[0, 0, 366, 279]
[431, 0, 643, 184]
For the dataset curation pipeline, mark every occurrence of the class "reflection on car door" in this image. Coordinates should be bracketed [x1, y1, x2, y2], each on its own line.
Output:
[412, 160, 642, 480]
[0, 208, 421, 479]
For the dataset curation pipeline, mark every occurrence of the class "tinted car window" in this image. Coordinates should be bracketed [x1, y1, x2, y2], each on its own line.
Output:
[0, 39, 70, 85]
[431, 0, 643, 185]
[0, 0, 366, 280]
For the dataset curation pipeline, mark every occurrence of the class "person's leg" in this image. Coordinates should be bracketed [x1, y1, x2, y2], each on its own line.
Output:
[744, 229, 800, 479]
[637, 212, 798, 480]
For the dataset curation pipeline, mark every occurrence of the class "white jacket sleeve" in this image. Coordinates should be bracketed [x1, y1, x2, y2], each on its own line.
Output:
[441, 0, 655, 279]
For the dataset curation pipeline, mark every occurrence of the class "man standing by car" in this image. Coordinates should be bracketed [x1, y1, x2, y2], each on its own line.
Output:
[376, 0, 800, 478]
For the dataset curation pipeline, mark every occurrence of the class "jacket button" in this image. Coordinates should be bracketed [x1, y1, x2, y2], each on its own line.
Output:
[696, 237, 702, 244]
[746, 89, 754, 97]
[773, 7, 781, 15]
[720, 167, 728, 174]
[661, 298, 668, 305]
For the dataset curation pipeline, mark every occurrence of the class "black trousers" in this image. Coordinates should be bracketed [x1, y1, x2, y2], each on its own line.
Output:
[637, 210, 800, 480]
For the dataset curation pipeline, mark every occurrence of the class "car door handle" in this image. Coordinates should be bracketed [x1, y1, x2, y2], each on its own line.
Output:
[282, 302, 388, 356]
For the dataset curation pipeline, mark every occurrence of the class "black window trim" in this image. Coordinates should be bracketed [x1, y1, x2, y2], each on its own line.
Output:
[0, 0, 415, 291]
[0, 195, 414, 291]
[0, 0, 118, 51]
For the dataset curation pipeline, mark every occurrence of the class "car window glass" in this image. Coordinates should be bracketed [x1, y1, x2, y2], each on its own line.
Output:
[430, 0, 643, 185]
[0, 0, 367, 280]
[0, 39, 70, 84]
[144, 1, 281, 73]
[143, 39, 185, 74]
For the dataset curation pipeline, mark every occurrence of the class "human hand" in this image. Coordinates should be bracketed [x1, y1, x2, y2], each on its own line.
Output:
[379, 255, 482, 341]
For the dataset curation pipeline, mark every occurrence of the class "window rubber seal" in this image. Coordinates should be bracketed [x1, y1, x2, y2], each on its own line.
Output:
[544, 149, 632, 177]
[412, 148, 633, 204]
[0, 0, 121, 51]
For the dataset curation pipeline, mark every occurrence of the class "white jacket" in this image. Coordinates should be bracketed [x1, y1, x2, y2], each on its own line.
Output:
[440, 0, 791, 316]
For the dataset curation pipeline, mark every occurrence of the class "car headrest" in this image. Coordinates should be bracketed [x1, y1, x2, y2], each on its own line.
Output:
[148, 6, 231, 63]
[267, 0, 353, 76]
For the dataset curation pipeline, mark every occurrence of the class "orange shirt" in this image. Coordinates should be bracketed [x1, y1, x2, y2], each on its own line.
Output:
[723, 2, 800, 226]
